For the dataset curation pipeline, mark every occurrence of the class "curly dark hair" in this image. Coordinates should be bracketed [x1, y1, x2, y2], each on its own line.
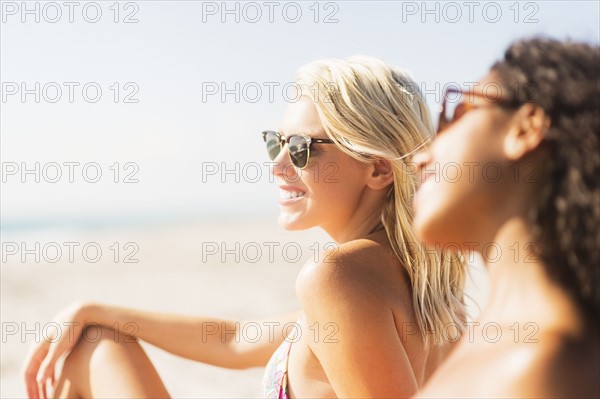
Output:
[491, 38, 600, 318]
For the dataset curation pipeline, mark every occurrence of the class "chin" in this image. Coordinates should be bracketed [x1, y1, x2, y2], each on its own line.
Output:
[413, 205, 450, 247]
[413, 216, 436, 246]
[277, 213, 311, 231]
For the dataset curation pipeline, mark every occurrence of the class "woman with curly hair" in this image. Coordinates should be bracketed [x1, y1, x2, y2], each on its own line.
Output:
[412, 38, 599, 397]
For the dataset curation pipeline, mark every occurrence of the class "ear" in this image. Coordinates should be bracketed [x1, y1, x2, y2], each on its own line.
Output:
[503, 104, 550, 161]
[366, 159, 394, 191]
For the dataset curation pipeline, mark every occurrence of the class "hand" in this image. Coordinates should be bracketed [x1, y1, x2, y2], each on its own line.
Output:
[22, 302, 90, 399]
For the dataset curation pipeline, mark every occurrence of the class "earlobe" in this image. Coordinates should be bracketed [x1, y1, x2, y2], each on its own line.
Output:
[503, 105, 549, 161]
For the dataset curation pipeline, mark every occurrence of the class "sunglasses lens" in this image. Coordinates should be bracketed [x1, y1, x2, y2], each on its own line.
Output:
[437, 90, 464, 134]
[445, 94, 461, 121]
[436, 112, 447, 134]
[263, 131, 282, 161]
[288, 136, 309, 168]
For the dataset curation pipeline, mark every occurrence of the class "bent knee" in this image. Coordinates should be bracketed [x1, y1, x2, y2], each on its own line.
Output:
[81, 325, 138, 345]
[67, 325, 139, 365]
[60, 326, 149, 398]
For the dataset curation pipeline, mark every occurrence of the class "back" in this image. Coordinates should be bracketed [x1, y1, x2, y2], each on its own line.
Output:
[287, 230, 459, 398]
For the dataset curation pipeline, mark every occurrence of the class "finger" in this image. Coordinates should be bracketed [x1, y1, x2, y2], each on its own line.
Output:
[36, 377, 46, 399]
[25, 370, 40, 399]
[24, 361, 38, 399]
[38, 336, 67, 399]
[47, 373, 56, 399]
[23, 339, 49, 371]
[42, 377, 52, 399]
[44, 377, 54, 399]
[24, 343, 49, 399]
[37, 360, 56, 399]
[36, 372, 49, 399]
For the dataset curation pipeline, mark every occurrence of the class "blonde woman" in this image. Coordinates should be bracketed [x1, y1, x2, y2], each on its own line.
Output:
[24, 57, 466, 398]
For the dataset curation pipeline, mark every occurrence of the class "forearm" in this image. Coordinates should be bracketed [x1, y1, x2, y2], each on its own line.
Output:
[81, 303, 243, 368]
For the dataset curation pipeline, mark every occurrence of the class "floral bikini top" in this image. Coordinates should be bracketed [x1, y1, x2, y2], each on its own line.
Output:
[262, 323, 300, 399]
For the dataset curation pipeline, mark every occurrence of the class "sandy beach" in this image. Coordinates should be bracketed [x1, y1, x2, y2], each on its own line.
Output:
[1, 220, 489, 398]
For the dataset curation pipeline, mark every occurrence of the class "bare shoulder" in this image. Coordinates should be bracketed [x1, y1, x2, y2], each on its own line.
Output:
[420, 331, 600, 398]
[525, 330, 600, 397]
[296, 234, 403, 306]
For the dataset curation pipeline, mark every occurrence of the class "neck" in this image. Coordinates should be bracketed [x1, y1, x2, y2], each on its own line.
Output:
[479, 215, 583, 335]
[322, 189, 385, 244]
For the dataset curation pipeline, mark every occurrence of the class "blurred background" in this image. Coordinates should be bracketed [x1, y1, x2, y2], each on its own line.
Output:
[1, 1, 598, 397]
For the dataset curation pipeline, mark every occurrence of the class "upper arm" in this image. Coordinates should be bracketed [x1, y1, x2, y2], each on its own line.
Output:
[297, 258, 418, 398]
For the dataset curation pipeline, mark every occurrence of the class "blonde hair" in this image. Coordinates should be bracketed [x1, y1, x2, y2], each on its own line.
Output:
[296, 56, 467, 345]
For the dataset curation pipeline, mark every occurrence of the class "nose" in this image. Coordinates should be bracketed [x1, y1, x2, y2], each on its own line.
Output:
[271, 143, 299, 182]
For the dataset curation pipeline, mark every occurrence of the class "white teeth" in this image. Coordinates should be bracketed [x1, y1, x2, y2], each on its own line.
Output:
[279, 189, 305, 200]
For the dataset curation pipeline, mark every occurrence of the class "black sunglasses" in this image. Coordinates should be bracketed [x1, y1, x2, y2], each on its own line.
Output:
[437, 88, 516, 134]
[261, 130, 335, 169]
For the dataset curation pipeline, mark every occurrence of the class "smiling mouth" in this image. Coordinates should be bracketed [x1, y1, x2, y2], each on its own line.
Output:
[279, 189, 306, 200]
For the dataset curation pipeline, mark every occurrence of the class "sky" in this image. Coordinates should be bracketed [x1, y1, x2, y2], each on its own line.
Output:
[1, 0, 599, 230]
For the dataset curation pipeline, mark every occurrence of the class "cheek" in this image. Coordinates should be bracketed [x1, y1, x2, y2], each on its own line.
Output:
[414, 119, 505, 243]
[304, 157, 367, 207]
[304, 159, 341, 186]
[303, 162, 357, 200]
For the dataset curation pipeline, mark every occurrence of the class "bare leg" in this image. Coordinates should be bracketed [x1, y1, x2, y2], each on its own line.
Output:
[53, 325, 170, 398]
